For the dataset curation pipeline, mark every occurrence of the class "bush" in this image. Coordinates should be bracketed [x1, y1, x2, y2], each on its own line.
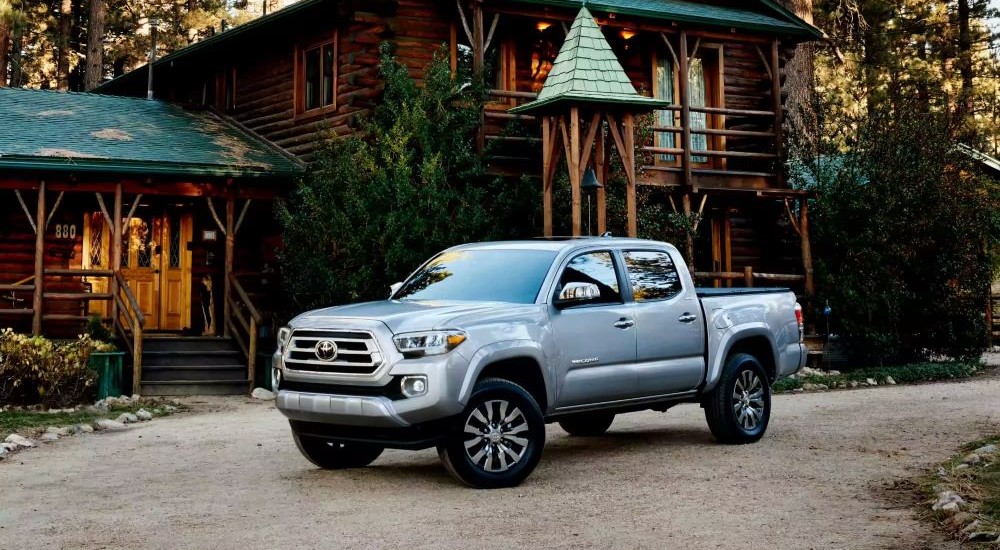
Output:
[0, 329, 113, 407]
[278, 43, 537, 310]
[796, 102, 1000, 363]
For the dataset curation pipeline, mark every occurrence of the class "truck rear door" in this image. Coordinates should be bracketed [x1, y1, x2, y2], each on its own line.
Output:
[621, 249, 706, 395]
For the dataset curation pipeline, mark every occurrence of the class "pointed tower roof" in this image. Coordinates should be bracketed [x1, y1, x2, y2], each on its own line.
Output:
[510, 5, 666, 114]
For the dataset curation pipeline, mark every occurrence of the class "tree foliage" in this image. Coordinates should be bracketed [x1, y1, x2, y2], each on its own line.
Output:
[277, 44, 537, 310]
[795, 101, 1000, 363]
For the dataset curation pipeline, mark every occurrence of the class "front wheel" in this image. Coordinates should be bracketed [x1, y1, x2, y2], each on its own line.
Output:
[438, 378, 545, 489]
[292, 430, 384, 469]
[704, 353, 771, 444]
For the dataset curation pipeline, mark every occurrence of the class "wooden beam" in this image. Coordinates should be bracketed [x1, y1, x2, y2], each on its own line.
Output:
[660, 32, 678, 69]
[800, 197, 814, 298]
[15, 189, 36, 234]
[579, 112, 602, 177]
[682, 191, 694, 271]
[31, 182, 46, 335]
[206, 197, 227, 235]
[771, 38, 785, 188]
[679, 31, 692, 187]
[456, 0, 473, 45]
[95, 192, 113, 234]
[224, 195, 235, 338]
[234, 199, 251, 235]
[44, 191, 64, 231]
[472, 1, 485, 152]
[124, 194, 142, 225]
[484, 13, 500, 52]
[755, 45, 772, 79]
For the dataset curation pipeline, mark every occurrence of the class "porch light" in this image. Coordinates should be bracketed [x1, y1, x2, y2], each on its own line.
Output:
[536, 21, 552, 32]
[620, 29, 636, 41]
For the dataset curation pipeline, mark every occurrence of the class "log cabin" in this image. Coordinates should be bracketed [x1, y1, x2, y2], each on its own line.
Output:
[1, 0, 821, 395]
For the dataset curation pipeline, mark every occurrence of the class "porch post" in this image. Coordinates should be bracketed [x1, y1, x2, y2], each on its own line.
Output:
[679, 31, 691, 187]
[623, 112, 637, 237]
[542, 116, 553, 237]
[772, 39, 785, 188]
[31, 181, 46, 336]
[682, 191, 695, 272]
[569, 107, 582, 236]
[224, 194, 235, 338]
[110, 182, 123, 326]
[799, 196, 814, 297]
[595, 125, 608, 235]
[471, 0, 486, 152]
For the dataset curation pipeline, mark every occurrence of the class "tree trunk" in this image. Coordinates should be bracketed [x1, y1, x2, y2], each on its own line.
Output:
[83, 0, 105, 90]
[56, 0, 72, 89]
[776, 0, 815, 158]
[0, 18, 9, 87]
[957, 0, 974, 127]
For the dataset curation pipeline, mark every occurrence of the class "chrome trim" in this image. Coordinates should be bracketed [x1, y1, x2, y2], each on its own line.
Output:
[282, 328, 387, 377]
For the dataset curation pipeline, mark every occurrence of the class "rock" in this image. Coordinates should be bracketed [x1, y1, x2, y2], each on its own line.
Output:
[152, 408, 162, 414]
[828, 370, 841, 376]
[816, 384, 829, 390]
[955, 463, 970, 470]
[163, 405, 178, 413]
[940, 502, 961, 515]
[46, 426, 73, 436]
[963, 453, 981, 465]
[972, 444, 997, 455]
[93, 419, 127, 431]
[170, 398, 181, 406]
[884, 376, 897, 385]
[4, 434, 35, 448]
[849, 381, 860, 388]
[962, 520, 982, 535]
[791, 388, 804, 393]
[802, 383, 820, 391]
[0, 446, 6, 459]
[251, 387, 275, 400]
[932, 491, 966, 511]
[136, 409, 153, 421]
[945, 512, 976, 528]
[865, 378, 878, 386]
[131, 394, 141, 401]
[39, 433, 59, 441]
[967, 532, 999, 543]
[73, 423, 94, 434]
[116, 412, 139, 424]
[104, 396, 119, 405]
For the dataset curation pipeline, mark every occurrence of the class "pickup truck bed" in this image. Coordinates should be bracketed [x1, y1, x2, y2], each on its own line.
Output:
[696, 287, 792, 298]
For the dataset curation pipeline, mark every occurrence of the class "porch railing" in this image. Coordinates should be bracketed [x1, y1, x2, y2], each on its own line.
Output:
[227, 274, 262, 383]
[113, 271, 145, 394]
[694, 267, 805, 288]
[0, 276, 35, 319]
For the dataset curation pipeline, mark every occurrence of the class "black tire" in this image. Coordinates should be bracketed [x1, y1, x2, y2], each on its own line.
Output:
[437, 378, 545, 489]
[558, 412, 616, 436]
[292, 430, 384, 469]
[704, 353, 771, 444]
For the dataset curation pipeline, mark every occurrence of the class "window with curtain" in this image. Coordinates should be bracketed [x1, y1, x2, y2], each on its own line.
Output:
[299, 38, 336, 113]
[688, 58, 709, 163]
[655, 55, 676, 162]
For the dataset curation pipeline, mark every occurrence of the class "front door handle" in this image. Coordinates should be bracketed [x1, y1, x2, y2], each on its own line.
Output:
[678, 313, 697, 324]
[613, 318, 635, 329]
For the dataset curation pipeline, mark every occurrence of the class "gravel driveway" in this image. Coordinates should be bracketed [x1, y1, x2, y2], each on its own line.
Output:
[2, 377, 999, 549]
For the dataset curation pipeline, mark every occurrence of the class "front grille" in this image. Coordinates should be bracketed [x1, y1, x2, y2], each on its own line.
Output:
[284, 329, 384, 375]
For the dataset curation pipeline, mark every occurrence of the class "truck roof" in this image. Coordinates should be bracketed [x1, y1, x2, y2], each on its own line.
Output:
[448, 237, 675, 253]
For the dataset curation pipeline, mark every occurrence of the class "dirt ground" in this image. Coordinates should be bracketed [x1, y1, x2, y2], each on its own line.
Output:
[2, 377, 999, 550]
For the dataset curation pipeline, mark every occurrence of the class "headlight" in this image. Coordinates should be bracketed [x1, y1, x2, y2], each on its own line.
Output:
[277, 327, 292, 350]
[393, 330, 467, 357]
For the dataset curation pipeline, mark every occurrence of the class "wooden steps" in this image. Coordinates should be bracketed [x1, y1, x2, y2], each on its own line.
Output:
[139, 336, 249, 396]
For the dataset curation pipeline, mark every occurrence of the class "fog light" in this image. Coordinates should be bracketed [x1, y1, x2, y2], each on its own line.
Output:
[401, 376, 428, 398]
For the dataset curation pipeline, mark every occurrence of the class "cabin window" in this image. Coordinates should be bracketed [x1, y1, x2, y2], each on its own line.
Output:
[653, 42, 723, 167]
[450, 23, 515, 99]
[297, 35, 337, 114]
[213, 67, 236, 112]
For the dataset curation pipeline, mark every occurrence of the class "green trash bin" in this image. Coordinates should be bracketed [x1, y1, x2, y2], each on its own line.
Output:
[90, 352, 126, 399]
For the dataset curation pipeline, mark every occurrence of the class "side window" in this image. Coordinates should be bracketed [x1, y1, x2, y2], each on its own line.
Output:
[624, 251, 683, 301]
[559, 251, 622, 304]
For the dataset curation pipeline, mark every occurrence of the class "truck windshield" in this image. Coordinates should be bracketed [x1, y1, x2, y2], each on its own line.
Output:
[393, 249, 556, 304]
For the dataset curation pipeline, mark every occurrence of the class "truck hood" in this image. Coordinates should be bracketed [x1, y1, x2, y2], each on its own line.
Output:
[290, 300, 536, 334]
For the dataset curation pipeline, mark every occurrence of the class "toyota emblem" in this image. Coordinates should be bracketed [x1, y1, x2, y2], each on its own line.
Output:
[314, 340, 338, 362]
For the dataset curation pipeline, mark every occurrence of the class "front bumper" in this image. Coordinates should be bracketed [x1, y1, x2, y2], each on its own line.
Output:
[277, 391, 410, 428]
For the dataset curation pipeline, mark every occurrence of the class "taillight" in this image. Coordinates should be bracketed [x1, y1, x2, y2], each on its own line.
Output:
[794, 303, 804, 343]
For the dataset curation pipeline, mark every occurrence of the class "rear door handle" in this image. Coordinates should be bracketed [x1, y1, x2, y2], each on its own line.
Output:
[613, 318, 635, 329]
[678, 313, 697, 324]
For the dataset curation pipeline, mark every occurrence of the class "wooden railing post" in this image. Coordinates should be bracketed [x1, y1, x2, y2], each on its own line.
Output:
[110, 183, 123, 328]
[771, 38, 785, 188]
[679, 31, 691, 187]
[224, 195, 235, 338]
[31, 181, 46, 336]
[132, 318, 143, 395]
[248, 317, 257, 383]
[744, 266, 754, 288]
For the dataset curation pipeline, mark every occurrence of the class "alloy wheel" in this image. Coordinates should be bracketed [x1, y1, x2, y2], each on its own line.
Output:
[732, 369, 765, 431]
[462, 399, 530, 473]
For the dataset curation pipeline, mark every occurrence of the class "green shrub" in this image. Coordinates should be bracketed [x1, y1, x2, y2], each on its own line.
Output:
[85, 314, 113, 343]
[0, 329, 112, 407]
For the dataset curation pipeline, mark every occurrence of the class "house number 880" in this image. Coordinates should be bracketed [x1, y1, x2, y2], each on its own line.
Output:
[53, 224, 77, 239]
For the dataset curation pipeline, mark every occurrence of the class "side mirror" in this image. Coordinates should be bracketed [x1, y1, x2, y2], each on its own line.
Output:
[389, 282, 403, 298]
[554, 282, 600, 308]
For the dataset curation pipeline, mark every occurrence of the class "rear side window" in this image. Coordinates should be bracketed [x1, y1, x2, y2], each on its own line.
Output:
[623, 250, 682, 301]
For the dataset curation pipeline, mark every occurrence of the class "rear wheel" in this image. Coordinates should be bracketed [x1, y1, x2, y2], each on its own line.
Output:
[438, 378, 545, 489]
[558, 412, 616, 436]
[704, 353, 771, 444]
[292, 430, 384, 469]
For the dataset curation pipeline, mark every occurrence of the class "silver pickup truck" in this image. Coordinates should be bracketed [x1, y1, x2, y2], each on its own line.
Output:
[273, 238, 805, 488]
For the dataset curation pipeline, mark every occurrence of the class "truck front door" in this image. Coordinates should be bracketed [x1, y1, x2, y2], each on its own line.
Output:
[549, 250, 638, 408]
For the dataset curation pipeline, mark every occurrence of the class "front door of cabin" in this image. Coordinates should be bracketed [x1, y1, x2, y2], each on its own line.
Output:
[120, 208, 193, 331]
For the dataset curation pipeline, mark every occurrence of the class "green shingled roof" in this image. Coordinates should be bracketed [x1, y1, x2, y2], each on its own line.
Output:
[511, 6, 667, 114]
[0, 88, 303, 178]
[510, 0, 822, 38]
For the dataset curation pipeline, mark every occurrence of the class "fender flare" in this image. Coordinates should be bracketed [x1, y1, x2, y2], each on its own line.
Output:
[703, 323, 779, 393]
[457, 340, 551, 408]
